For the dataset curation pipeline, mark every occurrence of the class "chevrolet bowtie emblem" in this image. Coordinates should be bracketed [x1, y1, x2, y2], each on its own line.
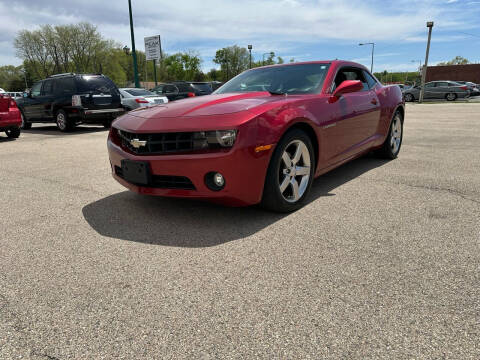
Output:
[130, 138, 147, 148]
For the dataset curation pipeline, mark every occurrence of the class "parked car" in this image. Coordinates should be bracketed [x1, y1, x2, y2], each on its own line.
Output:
[0, 88, 6, 94]
[151, 81, 212, 101]
[119, 88, 168, 110]
[402, 80, 470, 102]
[455, 81, 480, 96]
[108, 60, 404, 212]
[15, 73, 125, 132]
[6, 92, 24, 99]
[0, 94, 22, 139]
[397, 84, 412, 90]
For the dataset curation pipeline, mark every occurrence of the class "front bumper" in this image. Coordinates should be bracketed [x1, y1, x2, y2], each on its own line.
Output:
[107, 135, 273, 206]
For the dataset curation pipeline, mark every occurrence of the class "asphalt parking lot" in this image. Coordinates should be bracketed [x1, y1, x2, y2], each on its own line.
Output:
[1, 103, 479, 359]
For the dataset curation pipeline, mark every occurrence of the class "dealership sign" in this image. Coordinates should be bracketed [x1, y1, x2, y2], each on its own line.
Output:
[144, 35, 162, 61]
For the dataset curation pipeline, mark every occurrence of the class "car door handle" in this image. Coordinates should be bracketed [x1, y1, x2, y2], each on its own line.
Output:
[371, 99, 377, 105]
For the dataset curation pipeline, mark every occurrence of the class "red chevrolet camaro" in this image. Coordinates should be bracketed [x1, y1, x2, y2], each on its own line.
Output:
[108, 60, 404, 212]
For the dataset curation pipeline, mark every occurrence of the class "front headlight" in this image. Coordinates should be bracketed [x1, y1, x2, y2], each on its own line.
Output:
[193, 130, 237, 149]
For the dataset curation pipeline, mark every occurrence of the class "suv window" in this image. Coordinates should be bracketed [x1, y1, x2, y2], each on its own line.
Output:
[190, 83, 211, 93]
[333, 67, 368, 91]
[31, 82, 42, 97]
[163, 84, 178, 94]
[174, 83, 191, 92]
[42, 80, 54, 95]
[54, 77, 76, 95]
[76, 75, 117, 94]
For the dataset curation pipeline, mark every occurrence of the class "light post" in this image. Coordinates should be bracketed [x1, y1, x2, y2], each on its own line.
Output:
[359, 42, 375, 73]
[248, 45, 252, 69]
[419, 21, 434, 103]
[411, 60, 422, 86]
[127, 0, 140, 88]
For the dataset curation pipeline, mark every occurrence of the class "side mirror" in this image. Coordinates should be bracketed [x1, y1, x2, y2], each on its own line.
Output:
[332, 80, 364, 98]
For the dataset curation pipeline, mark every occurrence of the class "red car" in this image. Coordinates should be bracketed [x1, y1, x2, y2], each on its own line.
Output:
[0, 94, 22, 139]
[108, 60, 404, 212]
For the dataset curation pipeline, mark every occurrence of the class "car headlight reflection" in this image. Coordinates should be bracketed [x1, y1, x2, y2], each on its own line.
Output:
[193, 130, 237, 149]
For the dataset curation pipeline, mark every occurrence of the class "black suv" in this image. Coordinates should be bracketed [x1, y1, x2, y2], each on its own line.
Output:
[151, 81, 212, 101]
[17, 73, 124, 131]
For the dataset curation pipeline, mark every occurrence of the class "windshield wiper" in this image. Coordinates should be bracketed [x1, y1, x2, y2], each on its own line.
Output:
[268, 90, 286, 95]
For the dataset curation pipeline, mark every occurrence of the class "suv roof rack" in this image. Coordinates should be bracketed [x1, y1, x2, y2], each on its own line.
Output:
[48, 73, 75, 78]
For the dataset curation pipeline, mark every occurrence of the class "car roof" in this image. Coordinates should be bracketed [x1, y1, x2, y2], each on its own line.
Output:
[250, 60, 369, 72]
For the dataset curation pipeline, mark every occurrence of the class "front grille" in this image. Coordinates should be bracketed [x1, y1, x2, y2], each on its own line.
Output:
[115, 166, 195, 190]
[117, 129, 205, 155]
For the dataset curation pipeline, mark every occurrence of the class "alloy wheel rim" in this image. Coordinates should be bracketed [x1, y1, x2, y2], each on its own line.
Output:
[447, 93, 455, 100]
[390, 115, 402, 154]
[57, 113, 66, 129]
[279, 140, 311, 203]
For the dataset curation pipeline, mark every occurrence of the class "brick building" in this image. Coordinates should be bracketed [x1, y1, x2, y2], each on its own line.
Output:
[426, 64, 480, 84]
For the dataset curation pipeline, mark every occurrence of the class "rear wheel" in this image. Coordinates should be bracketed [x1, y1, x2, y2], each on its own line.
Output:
[5, 127, 21, 138]
[261, 129, 315, 212]
[377, 111, 403, 159]
[55, 109, 73, 132]
[445, 93, 457, 101]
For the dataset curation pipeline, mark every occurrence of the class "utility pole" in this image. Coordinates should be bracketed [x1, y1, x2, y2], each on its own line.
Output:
[128, 0, 140, 88]
[359, 42, 375, 73]
[419, 21, 434, 103]
[248, 45, 252, 69]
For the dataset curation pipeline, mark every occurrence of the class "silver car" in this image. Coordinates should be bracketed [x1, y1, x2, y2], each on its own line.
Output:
[119, 88, 168, 110]
[403, 81, 470, 102]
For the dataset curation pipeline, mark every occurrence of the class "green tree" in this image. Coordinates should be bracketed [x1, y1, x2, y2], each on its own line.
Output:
[437, 56, 470, 66]
[213, 45, 250, 81]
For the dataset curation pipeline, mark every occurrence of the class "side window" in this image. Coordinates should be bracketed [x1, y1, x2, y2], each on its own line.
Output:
[54, 77, 76, 95]
[425, 83, 435, 88]
[333, 68, 368, 91]
[31, 82, 42, 97]
[363, 71, 377, 89]
[435, 82, 448, 87]
[42, 80, 54, 95]
[163, 85, 178, 93]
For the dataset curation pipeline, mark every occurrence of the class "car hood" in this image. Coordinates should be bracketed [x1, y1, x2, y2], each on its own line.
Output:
[125, 92, 287, 118]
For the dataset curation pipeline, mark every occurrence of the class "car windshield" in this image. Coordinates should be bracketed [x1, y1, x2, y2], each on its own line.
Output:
[215, 63, 330, 95]
[77, 75, 118, 94]
[125, 89, 155, 96]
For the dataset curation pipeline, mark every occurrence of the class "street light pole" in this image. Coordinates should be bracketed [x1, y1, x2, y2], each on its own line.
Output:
[248, 45, 252, 69]
[419, 21, 434, 103]
[359, 42, 375, 73]
[128, 0, 140, 88]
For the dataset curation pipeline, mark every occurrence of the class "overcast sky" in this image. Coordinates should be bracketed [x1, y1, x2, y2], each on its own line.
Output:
[1, 0, 479, 72]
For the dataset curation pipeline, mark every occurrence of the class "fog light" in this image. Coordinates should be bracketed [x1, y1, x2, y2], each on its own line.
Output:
[213, 173, 224, 187]
[205, 171, 225, 191]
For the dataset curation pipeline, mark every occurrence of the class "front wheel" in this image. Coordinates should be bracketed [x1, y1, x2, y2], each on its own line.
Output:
[404, 93, 414, 102]
[261, 129, 315, 212]
[5, 127, 21, 138]
[20, 111, 31, 130]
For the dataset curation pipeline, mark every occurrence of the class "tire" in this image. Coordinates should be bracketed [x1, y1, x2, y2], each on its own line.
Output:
[261, 129, 315, 212]
[445, 93, 457, 101]
[377, 110, 403, 159]
[404, 93, 414, 102]
[5, 127, 21, 138]
[20, 111, 31, 130]
[55, 109, 73, 132]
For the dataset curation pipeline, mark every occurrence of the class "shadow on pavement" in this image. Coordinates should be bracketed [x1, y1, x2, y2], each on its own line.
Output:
[23, 124, 108, 136]
[82, 154, 389, 247]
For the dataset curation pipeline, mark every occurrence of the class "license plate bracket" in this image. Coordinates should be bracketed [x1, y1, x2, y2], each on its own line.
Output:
[121, 159, 151, 185]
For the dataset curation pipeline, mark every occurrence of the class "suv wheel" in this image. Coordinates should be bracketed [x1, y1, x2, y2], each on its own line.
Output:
[445, 93, 457, 101]
[20, 111, 31, 130]
[56, 109, 73, 132]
